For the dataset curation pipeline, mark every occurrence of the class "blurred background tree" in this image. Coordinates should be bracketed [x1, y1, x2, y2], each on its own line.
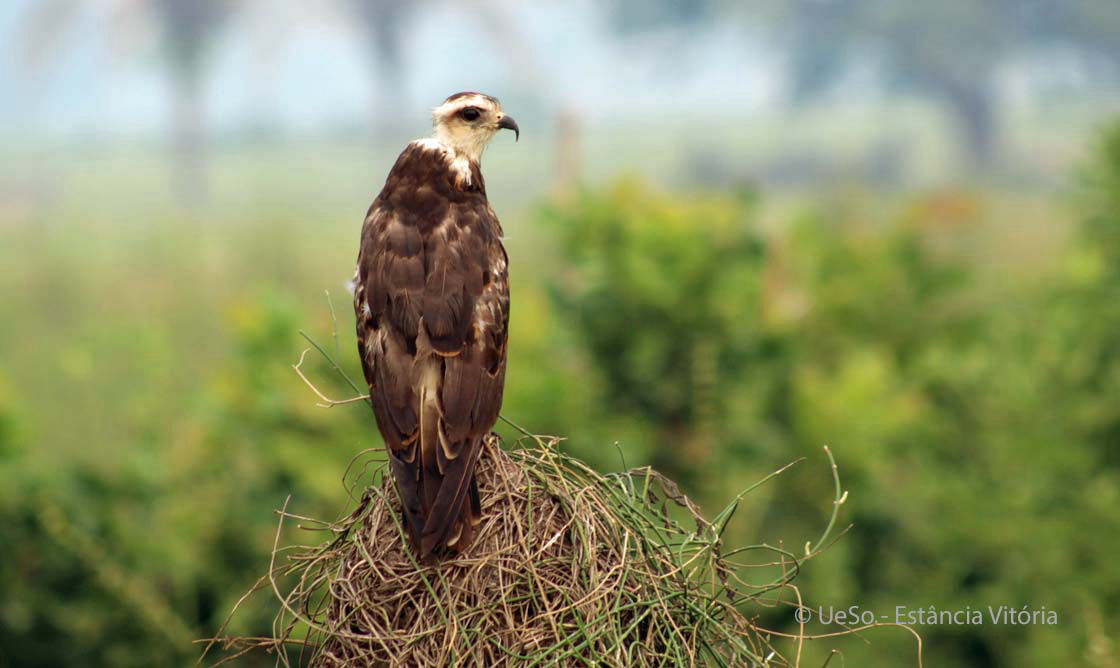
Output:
[770, 0, 1120, 171]
[18, 0, 241, 203]
[344, 0, 543, 136]
[604, 0, 1120, 173]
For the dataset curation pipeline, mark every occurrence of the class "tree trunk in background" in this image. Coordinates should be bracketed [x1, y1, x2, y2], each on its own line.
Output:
[159, 0, 235, 209]
[353, 0, 411, 141]
[171, 68, 207, 208]
[940, 76, 998, 176]
[552, 110, 583, 190]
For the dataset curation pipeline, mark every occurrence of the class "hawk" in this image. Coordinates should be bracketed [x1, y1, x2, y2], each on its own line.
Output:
[353, 92, 519, 557]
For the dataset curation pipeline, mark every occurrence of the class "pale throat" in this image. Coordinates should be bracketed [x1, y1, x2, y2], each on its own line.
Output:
[433, 124, 493, 164]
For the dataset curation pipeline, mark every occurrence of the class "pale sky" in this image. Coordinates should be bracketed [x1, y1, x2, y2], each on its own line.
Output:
[0, 0, 778, 139]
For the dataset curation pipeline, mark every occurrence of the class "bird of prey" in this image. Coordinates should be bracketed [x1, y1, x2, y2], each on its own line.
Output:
[353, 92, 519, 557]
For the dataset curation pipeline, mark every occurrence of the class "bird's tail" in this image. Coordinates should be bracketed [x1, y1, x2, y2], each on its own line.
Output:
[441, 475, 482, 554]
[416, 363, 443, 553]
[413, 356, 485, 558]
[418, 435, 484, 557]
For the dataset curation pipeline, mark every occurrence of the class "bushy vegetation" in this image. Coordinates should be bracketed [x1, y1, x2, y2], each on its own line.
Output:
[2, 125, 1119, 666]
[529, 144, 1120, 664]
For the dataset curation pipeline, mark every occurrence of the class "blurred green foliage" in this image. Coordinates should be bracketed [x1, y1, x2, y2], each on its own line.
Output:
[540, 182, 774, 489]
[530, 145, 1119, 663]
[1, 126, 1119, 666]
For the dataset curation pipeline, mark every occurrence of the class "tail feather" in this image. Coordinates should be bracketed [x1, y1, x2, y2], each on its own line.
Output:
[468, 474, 481, 523]
[395, 429, 486, 557]
[414, 357, 485, 557]
[418, 377, 442, 520]
[419, 434, 484, 556]
[388, 454, 424, 549]
[421, 439, 483, 553]
[444, 487, 481, 551]
[406, 352, 489, 557]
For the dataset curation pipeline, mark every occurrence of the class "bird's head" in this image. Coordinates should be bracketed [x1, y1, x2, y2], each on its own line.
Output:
[431, 92, 519, 162]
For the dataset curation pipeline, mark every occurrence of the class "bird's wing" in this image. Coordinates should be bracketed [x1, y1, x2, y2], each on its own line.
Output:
[355, 187, 427, 544]
[422, 238, 509, 551]
[356, 201, 423, 455]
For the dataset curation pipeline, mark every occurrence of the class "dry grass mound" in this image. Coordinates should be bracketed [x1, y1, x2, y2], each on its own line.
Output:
[206, 435, 806, 667]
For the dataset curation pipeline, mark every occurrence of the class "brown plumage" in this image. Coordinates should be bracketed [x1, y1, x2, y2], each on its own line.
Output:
[353, 93, 517, 557]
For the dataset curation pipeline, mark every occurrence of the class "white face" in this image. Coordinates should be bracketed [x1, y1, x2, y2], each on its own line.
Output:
[431, 93, 515, 162]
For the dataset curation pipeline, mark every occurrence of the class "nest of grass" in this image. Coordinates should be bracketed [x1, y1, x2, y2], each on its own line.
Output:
[206, 435, 803, 667]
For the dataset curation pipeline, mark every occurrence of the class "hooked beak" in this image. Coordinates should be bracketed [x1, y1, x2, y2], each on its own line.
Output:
[497, 114, 520, 141]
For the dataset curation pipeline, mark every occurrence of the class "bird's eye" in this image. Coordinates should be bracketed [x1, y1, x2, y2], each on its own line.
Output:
[460, 107, 481, 121]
